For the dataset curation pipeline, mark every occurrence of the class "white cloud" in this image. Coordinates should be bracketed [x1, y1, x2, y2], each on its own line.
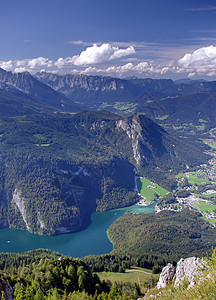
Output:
[188, 6, 216, 11]
[69, 40, 93, 46]
[80, 61, 165, 77]
[0, 60, 13, 71]
[55, 43, 135, 68]
[73, 43, 135, 66]
[81, 66, 103, 74]
[54, 57, 66, 69]
[1, 44, 216, 79]
[109, 46, 135, 60]
[178, 45, 216, 77]
[188, 72, 196, 78]
[54, 57, 74, 68]
[133, 62, 150, 73]
[0, 57, 53, 73]
[27, 57, 53, 69]
[14, 67, 28, 73]
[179, 45, 216, 68]
[16, 57, 53, 69]
[106, 63, 134, 74]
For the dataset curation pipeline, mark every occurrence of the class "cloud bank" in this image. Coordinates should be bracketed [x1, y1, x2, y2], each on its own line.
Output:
[0, 57, 53, 73]
[1, 44, 216, 79]
[178, 45, 216, 76]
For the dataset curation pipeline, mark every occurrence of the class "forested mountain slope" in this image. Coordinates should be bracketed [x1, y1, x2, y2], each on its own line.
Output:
[0, 110, 207, 235]
[108, 210, 216, 260]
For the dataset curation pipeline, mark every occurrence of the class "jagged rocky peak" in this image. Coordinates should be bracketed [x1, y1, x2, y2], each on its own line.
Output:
[35, 71, 127, 92]
[0, 67, 7, 75]
[0, 68, 83, 114]
[116, 113, 167, 165]
[0, 67, 31, 87]
[0, 67, 50, 95]
[116, 114, 143, 139]
[117, 113, 166, 136]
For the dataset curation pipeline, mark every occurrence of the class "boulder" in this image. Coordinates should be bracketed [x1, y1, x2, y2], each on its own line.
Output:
[174, 257, 206, 288]
[157, 263, 175, 289]
[157, 256, 206, 290]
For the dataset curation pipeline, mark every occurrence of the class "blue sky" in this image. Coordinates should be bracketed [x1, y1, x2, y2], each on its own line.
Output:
[1, 0, 216, 79]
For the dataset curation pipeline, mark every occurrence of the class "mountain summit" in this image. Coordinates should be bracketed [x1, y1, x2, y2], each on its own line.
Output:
[0, 68, 83, 116]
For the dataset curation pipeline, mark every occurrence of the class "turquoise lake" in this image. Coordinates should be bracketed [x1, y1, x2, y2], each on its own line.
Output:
[0, 203, 156, 258]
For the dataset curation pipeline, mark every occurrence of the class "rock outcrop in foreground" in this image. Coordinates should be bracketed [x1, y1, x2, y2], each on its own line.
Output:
[156, 263, 175, 289]
[157, 257, 206, 290]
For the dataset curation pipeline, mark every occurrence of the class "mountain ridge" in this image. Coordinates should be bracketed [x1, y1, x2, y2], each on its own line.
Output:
[0, 68, 216, 130]
[0, 68, 84, 115]
[0, 110, 208, 235]
[34, 71, 216, 128]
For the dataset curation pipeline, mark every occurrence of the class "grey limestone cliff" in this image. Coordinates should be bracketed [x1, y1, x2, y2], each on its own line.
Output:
[157, 257, 207, 290]
[157, 263, 175, 289]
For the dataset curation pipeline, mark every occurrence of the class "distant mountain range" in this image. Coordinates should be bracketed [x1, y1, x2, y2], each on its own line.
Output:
[34, 72, 216, 129]
[0, 68, 216, 129]
[0, 68, 83, 116]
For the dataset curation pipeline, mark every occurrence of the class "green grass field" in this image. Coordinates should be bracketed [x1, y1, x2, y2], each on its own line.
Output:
[155, 115, 168, 120]
[176, 172, 210, 185]
[188, 177, 209, 185]
[136, 178, 168, 202]
[99, 102, 137, 115]
[175, 173, 185, 178]
[201, 216, 216, 225]
[194, 193, 216, 199]
[35, 143, 51, 147]
[193, 199, 216, 213]
[97, 267, 159, 293]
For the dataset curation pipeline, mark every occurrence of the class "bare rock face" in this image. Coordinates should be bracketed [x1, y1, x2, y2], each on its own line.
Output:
[0, 278, 13, 300]
[157, 263, 175, 289]
[157, 257, 206, 290]
[174, 257, 206, 288]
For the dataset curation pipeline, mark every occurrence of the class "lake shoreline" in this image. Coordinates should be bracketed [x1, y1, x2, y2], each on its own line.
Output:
[0, 203, 157, 257]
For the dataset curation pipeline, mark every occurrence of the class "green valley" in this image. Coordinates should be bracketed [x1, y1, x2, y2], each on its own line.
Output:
[136, 178, 168, 204]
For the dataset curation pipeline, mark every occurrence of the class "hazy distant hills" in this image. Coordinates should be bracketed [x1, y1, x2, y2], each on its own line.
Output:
[35, 71, 216, 104]
[0, 68, 216, 128]
[35, 72, 178, 105]
[34, 72, 216, 128]
[35, 72, 137, 104]
[0, 68, 83, 116]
